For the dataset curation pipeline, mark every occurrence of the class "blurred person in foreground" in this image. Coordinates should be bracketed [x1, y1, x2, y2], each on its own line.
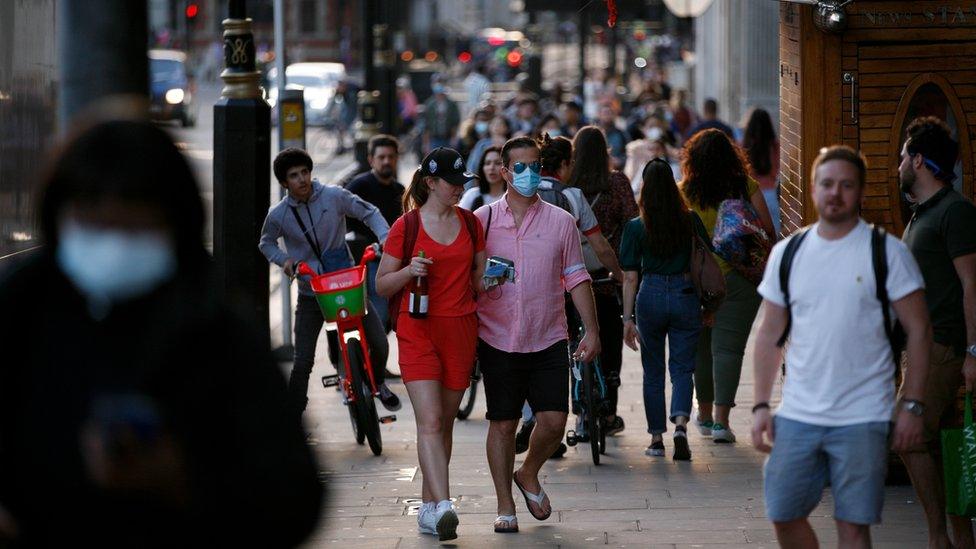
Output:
[0, 120, 322, 547]
[751, 145, 929, 548]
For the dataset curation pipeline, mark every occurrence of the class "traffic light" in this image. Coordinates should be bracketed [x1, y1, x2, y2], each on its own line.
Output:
[185, 2, 199, 21]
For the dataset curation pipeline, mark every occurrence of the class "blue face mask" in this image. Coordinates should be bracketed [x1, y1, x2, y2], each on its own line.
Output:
[57, 222, 177, 314]
[510, 163, 542, 197]
[475, 121, 489, 135]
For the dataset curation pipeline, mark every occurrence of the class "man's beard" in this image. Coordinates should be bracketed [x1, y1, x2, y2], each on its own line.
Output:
[377, 167, 394, 179]
[817, 200, 859, 224]
[899, 166, 916, 195]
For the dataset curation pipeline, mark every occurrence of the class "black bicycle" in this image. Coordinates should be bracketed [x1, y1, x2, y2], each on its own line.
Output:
[456, 360, 482, 420]
[565, 322, 609, 465]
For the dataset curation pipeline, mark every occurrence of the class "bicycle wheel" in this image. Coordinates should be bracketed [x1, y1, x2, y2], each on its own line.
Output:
[456, 363, 480, 420]
[583, 361, 601, 466]
[337, 353, 366, 445]
[348, 338, 382, 456]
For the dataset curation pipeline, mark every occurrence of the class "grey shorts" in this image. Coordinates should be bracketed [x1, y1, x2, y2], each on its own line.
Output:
[763, 416, 890, 525]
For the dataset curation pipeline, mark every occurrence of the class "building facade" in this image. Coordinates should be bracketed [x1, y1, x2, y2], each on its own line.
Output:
[779, 0, 976, 235]
[694, 0, 780, 128]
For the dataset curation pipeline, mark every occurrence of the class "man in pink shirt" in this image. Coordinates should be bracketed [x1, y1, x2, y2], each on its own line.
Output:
[474, 137, 601, 533]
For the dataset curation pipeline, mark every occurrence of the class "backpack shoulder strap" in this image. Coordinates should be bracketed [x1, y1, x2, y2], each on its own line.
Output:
[458, 207, 480, 270]
[871, 224, 900, 366]
[401, 209, 421, 268]
[485, 202, 493, 237]
[776, 226, 812, 347]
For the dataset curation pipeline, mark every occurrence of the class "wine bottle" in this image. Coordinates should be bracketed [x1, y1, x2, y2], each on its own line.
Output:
[408, 250, 429, 319]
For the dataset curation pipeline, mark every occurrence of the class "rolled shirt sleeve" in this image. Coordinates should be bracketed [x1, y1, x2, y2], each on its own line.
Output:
[562, 215, 592, 291]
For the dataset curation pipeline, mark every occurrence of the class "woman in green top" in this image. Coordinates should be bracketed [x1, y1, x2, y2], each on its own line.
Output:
[679, 129, 775, 444]
[620, 159, 709, 461]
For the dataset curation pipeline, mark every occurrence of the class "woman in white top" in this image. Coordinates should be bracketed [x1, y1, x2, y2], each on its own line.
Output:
[459, 146, 505, 210]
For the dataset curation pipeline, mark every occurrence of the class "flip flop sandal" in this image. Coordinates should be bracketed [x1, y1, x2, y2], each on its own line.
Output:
[493, 514, 518, 533]
[513, 472, 552, 521]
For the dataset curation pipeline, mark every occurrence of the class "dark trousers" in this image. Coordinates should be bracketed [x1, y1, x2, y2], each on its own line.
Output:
[292, 294, 388, 414]
[594, 292, 624, 417]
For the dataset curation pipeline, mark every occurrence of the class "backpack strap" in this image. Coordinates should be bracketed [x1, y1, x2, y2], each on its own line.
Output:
[457, 207, 480, 271]
[775, 226, 812, 347]
[485, 203, 493, 237]
[871, 224, 904, 369]
[388, 209, 420, 330]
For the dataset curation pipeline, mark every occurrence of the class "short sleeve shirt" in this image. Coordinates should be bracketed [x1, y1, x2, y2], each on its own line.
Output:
[384, 208, 485, 317]
[902, 187, 976, 353]
[757, 220, 925, 426]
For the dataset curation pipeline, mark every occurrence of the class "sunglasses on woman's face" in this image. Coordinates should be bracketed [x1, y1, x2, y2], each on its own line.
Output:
[510, 161, 541, 174]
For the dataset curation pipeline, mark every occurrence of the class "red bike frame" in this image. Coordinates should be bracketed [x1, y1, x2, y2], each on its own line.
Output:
[297, 245, 379, 404]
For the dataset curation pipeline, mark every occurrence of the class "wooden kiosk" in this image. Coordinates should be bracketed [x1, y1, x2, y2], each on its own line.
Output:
[779, 0, 976, 236]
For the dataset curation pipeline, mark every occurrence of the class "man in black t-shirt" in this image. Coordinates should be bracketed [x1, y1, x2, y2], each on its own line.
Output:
[898, 116, 976, 549]
[345, 134, 405, 330]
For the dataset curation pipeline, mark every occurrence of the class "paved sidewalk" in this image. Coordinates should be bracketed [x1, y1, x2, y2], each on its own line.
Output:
[284, 311, 929, 548]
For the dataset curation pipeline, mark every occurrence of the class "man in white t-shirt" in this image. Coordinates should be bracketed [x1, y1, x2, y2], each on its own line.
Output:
[750, 145, 931, 548]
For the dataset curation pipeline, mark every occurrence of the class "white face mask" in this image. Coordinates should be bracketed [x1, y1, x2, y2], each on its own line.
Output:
[57, 222, 177, 311]
[644, 126, 664, 141]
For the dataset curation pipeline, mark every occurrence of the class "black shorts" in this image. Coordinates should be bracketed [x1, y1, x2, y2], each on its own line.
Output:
[478, 339, 570, 421]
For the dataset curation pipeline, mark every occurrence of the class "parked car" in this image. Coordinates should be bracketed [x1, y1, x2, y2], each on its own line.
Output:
[267, 62, 346, 126]
[148, 49, 195, 127]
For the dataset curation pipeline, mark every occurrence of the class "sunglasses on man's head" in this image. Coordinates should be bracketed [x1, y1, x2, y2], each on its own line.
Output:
[511, 161, 541, 174]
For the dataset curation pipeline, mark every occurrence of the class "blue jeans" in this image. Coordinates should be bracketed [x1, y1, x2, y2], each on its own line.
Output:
[365, 260, 389, 329]
[635, 273, 702, 435]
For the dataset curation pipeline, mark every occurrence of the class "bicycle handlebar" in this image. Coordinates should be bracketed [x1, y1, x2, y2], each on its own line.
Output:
[295, 244, 381, 280]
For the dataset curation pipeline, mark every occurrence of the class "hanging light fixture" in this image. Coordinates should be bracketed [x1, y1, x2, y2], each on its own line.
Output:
[778, 0, 854, 34]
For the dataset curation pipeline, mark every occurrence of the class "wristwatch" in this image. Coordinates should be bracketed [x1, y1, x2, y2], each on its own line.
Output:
[901, 399, 926, 417]
[967, 344, 976, 358]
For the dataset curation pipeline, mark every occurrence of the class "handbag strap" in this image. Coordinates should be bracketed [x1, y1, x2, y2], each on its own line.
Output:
[290, 204, 325, 271]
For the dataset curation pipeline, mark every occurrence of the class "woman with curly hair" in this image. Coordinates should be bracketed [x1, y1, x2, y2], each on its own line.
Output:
[680, 129, 774, 444]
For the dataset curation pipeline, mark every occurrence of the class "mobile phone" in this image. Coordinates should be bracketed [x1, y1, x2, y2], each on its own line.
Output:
[484, 256, 515, 282]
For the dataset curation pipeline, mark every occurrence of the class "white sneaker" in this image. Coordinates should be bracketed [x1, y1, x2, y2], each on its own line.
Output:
[417, 502, 437, 535]
[692, 409, 713, 437]
[711, 423, 736, 443]
[434, 500, 459, 541]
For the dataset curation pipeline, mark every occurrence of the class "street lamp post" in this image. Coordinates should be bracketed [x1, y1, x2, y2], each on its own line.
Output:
[213, 0, 271, 341]
[57, 0, 148, 129]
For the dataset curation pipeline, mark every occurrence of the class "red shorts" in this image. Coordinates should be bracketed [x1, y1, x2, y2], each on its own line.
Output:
[396, 313, 478, 391]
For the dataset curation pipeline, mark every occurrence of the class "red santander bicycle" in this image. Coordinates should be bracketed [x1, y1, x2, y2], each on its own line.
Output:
[297, 245, 394, 456]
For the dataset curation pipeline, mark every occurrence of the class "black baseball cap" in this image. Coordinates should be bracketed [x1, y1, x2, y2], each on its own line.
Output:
[419, 147, 477, 186]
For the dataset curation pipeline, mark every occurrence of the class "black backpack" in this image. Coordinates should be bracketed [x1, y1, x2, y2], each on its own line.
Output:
[776, 224, 906, 366]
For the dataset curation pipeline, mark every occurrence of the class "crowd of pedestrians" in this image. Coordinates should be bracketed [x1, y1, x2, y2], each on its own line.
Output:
[254, 68, 976, 545]
[2, 69, 974, 548]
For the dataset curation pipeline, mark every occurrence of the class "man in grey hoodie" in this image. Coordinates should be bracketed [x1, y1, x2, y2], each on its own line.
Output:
[260, 148, 401, 418]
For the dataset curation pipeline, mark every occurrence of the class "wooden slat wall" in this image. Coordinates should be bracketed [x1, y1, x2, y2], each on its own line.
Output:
[780, 0, 976, 235]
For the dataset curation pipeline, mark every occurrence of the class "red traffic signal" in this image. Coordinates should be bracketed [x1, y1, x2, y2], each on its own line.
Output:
[185, 3, 199, 18]
[458, 51, 472, 63]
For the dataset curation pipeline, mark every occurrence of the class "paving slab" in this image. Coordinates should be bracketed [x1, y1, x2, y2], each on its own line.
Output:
[291, 311, 930, 547]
